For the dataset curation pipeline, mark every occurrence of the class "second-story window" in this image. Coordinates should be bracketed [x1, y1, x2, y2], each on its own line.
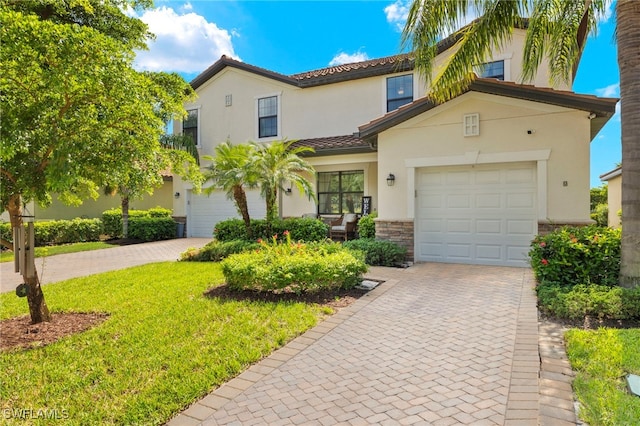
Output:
[479, 60, 504, 80]
[387, 74, 413, 112]
[258, 96, 278, 138]
[183, 109, 198, 146]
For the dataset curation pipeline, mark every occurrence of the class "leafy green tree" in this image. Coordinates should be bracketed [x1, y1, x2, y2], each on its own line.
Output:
[0, 0, 195, 323]
[402, 0, 639, 288]
[203, 142, 258, 238]
[590, 184, 609, 212]
[253, 140, 315, 232]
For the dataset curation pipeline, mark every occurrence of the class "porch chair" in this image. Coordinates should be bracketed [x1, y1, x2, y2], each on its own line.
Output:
[329, 213, 358, 241]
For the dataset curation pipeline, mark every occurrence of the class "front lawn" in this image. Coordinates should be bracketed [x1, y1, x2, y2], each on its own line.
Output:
[0, 241, 114, 263]
[0, 262, 328, 425]
[565, 328, 640, 425]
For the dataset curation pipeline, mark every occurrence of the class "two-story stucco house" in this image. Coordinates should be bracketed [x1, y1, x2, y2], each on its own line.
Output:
[172, 27, 617, 267]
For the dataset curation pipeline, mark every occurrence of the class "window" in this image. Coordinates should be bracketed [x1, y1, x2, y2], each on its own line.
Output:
[387, 74, 413, 112]
[317, 171, 365, 215]
[183, 109, 198, 146]
[258, 96, 278, 138]
[463, 113, 480, 137]
[479, 60, 504, 80]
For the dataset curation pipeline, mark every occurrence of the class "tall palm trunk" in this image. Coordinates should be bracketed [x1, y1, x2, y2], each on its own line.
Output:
[617, 0, 640, 288]
[232, 185, 252, 238]
[7, 194, 51, 323]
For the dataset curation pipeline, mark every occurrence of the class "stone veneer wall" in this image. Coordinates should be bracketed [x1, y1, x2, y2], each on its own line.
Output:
[537, 220, 593, 235]
[375, 219, 415, 262]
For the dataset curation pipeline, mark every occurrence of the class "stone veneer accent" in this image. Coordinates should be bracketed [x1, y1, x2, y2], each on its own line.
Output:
[538, 221, 593, 235]
[375, 219, 414, 262]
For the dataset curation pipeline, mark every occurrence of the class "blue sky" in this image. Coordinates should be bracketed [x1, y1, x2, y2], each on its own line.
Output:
[132, 0, 621, 188]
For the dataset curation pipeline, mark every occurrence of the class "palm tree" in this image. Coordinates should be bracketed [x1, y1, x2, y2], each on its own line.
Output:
[402, 0, 639, 288]
[253, 140, 315, 232]
[203, 142, 258, 238]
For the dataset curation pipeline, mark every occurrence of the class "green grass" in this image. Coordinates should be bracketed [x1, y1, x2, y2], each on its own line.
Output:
[565, 327, 640, 425]
[0, 242, 113, 263]
[0, 262, 327, 425]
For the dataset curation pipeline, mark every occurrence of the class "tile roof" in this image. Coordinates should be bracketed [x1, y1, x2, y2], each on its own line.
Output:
[290, 135, 374, 156]
[358, 78, 619, 141]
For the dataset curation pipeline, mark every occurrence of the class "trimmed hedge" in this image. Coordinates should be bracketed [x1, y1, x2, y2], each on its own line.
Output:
[214, 218, 329, 242]
[179, 240, 260, 262]
[221, 237, 367, 293]
[0, 219, 102, 246]
[128, 217, 176, 242]
[528, 226, 621, 287]
[343, 238, 406, 266]
[102, 207, 173, 239]
[537, 283, 640, 321]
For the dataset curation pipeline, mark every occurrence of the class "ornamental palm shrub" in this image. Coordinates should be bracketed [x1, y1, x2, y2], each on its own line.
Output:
[529, 226, 621, 287]
[221, 232, 367, 293]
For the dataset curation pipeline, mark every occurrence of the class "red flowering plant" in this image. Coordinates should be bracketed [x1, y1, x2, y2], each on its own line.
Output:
[528, 225, 621, 287]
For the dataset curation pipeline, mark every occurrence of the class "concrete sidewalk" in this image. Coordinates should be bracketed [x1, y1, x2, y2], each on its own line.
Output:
[168, 263, 578, 426]
[0, 238, 210, 294]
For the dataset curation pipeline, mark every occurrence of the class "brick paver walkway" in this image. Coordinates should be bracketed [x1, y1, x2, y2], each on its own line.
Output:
[169, 263, 545, 426]
[0, 238, 210, 293]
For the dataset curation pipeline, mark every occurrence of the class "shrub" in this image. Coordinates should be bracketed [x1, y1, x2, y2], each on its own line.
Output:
[357, 212, 377, 239]
[536, 283, 640, 321]
[128, 217, 176, 241]
[221, 233, 367, 293]
[179, 240, 260, 262]
[528, 226, 621, 287]
[102, 207, 173, 238]
[343, 238, 406, 266]
[214, 218, 329, 243]
[0, 219, 102, 246]
[590, 203, 608, 227]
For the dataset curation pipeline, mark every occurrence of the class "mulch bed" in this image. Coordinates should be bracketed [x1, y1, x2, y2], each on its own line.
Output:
[0, 312, 110, 352]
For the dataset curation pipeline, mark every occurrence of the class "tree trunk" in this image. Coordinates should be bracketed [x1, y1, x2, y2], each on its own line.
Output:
[121, 195, 129, 239]
[617, 0, 640, 288]
[7, 195, 52, 323]
[265, 187, 278, 235]
[232, 185, 252, 239]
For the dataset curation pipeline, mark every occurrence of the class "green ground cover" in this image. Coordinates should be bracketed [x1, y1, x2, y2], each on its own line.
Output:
[565, 328, 640, 425]
[0, 262, 326, 425]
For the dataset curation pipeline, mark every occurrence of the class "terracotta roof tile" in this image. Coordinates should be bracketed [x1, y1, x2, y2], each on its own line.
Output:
[290, 54, 414, 82]
[290, 135, 373, 155]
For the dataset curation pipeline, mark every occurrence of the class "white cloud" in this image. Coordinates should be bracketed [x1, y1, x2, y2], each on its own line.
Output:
[328, 51, 370, 67]
[133, 6, 239, 73]
[595, 82, 620, 97]
[384, 0, 410, 32]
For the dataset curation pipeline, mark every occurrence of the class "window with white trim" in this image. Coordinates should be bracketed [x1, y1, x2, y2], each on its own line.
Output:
[478, 60, 504, 80]
[182, 109, 198, 146]
[463, 113, 480, 137]
[386, 74, 413, 112]
[258, 96, 278, 138]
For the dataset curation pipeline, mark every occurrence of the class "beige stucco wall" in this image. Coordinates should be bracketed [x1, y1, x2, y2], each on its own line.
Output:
[376, 92, 591, 223]
[606, 174, 622, 228]
[28, 180, 174, 221]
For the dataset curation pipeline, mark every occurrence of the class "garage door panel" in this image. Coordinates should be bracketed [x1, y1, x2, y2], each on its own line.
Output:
[476, 245, 502, 261]
[187, 189, 265, 237]
[417, 163, 536, 267]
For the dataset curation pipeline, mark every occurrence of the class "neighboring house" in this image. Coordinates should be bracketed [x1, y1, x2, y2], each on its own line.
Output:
[600, 166, 622, 228]
[173, 26, 617, 267]
[0, 176, 174, 222]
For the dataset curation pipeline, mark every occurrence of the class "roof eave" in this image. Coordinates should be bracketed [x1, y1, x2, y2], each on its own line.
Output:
[190, 56, 298, 90]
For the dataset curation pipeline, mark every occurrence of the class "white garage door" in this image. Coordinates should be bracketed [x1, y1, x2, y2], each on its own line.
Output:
[416, 163, 537, 267]
[187, 189, 266, 237]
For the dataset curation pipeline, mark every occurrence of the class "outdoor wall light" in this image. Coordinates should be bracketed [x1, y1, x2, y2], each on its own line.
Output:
[174, 192, 180, 199]
[386, 173, 395, 186]
[285, 188, 292, 195]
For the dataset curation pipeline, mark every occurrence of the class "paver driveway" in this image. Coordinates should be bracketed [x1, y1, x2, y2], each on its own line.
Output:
[170, 263, 541, 426]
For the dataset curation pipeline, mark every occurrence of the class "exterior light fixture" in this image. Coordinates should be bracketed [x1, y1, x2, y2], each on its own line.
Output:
[386, 173, 395, 186]
[174, 192, 180, 199]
